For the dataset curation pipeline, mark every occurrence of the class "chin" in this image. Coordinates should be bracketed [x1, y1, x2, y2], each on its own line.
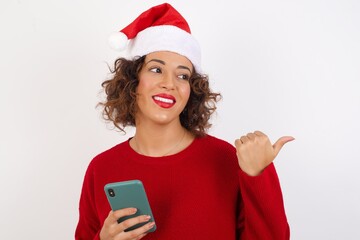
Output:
[152, 113, 179, 125]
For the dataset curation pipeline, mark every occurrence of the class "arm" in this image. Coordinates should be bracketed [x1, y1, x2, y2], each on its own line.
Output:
[75, 162, 155, 240]
[237, 163, 290, 239]
[75, 164, 102, 240]
[235, 131, 294, 239]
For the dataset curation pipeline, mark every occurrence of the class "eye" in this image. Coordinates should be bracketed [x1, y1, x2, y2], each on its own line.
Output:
[178, 74, 190, 80]
[149, 67, 162, 73]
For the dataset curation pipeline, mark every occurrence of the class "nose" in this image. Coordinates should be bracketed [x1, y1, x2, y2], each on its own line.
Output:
[160, 73, 175, 90]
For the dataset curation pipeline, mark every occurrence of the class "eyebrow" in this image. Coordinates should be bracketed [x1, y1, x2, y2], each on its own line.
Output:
[146, 59, 192, 74]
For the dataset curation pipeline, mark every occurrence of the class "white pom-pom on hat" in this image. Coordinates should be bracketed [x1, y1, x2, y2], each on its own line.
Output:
[108, 32, 128, 51]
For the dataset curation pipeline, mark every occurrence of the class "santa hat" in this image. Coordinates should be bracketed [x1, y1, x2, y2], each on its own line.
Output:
[108, 3, 202, 73]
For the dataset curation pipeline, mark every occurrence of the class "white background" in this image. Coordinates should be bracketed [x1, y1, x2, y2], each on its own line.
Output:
[1, 0, 359, 239]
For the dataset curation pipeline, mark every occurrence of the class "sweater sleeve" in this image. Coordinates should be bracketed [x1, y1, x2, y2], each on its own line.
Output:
[75, 162, 102, 240]
[237, 163, 290, 240]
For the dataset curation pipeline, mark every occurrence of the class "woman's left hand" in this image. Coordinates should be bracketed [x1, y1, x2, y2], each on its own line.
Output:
[235, 131, 294, 176]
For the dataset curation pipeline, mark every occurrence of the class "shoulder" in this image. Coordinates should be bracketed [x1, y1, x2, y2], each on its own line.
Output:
[196, 134, 236, 156]
[194, 134, 239, 175]
[199, 134, 235, 150]
[88, 139, 130, 170]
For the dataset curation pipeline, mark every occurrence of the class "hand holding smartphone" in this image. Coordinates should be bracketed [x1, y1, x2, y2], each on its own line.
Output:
[104, 180, 156, 232]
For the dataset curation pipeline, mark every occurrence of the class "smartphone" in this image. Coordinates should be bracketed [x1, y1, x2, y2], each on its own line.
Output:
[104, 180, 156, 232]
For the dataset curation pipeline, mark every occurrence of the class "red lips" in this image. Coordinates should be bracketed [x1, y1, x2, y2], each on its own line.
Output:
[152, 94, 176, 108]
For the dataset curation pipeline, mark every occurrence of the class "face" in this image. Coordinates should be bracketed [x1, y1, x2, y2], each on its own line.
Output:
[135, 51, 193, 126]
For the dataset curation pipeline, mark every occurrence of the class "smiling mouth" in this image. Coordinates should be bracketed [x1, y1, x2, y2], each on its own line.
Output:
[153, 96, 175, 104]
[152, 95, 176, 108]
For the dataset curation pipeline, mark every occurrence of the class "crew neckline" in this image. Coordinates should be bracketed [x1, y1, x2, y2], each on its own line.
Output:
[125, 135, 205, 165]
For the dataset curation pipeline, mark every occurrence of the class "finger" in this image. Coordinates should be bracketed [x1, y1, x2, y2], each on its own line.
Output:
[254, 130, 267, 137]
[119, 215, 152, 233]
[234, 138, 242, 147]
[124, 221, 155, 239]
[240, 136, 248, 144]
[112, 208, 137, 221]
[104, 210, 117, 225]
[102, 210, 114, 228]
[246, 132, 256, 140]
[104, 208, 137, 228]
[273, 136, 295, 155]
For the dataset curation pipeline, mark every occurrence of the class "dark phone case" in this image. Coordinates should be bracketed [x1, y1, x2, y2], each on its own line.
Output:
[104, 180, 156, 232]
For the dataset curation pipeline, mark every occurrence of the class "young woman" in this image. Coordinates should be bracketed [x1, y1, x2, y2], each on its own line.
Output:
[75, 3, 294, 240]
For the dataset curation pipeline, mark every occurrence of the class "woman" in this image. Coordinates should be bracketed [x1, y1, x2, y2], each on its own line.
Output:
[75, 3, 294, 240]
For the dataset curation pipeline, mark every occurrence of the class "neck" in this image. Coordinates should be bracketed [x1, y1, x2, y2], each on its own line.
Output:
[132, 122, 191, 157]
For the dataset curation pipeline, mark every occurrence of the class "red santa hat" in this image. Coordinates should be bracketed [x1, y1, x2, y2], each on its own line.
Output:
[108, 3, 202, 73]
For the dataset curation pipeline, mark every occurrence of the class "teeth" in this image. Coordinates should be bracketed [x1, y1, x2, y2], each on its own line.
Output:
[153, 96, 174, 104]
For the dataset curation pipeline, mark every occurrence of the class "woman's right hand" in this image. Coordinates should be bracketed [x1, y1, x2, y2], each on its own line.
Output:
[100, 208, 155, 240]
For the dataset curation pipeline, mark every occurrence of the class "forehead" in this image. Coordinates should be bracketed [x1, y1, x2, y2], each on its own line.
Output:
[145, 51, 193, 68]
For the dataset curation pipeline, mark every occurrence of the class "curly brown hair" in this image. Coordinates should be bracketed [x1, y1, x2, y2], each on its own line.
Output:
[99, 55, 221, 137]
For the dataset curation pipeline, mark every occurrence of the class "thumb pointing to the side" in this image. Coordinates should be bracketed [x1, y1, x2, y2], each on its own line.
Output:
[273, 136, 295, 156]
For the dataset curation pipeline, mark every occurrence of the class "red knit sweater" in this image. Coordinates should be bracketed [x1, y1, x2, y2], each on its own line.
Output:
[75, 135, 289, 239]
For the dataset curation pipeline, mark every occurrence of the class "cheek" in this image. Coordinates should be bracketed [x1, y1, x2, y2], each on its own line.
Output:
[180, 84, 191, 101]
[136, 76, 153, 94]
